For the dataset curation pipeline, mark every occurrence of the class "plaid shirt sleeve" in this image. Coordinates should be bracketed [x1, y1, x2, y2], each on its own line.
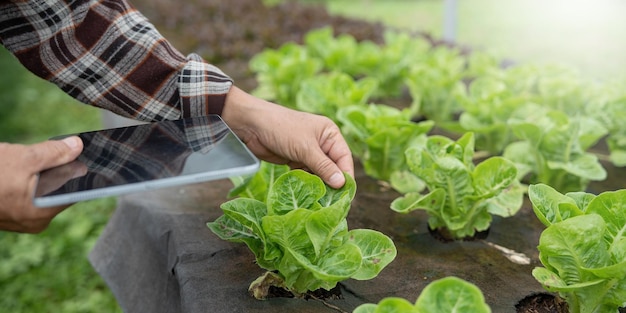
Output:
[0, 0, 233, 121]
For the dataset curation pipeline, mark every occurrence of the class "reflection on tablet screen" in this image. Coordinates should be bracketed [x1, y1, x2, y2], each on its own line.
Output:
[34, 115, 259, 207]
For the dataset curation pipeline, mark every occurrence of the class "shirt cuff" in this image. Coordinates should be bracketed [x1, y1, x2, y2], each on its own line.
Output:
[178, 53, 233, 117]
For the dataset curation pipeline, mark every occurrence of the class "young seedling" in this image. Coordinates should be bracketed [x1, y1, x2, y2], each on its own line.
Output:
[208, 162, 397, 299]
[391, 132, 524, 240]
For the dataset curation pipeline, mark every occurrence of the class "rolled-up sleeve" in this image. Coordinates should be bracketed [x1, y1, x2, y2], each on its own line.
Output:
[0, 0, 233, 121]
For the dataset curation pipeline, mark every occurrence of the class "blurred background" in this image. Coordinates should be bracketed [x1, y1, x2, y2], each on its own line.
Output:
[327, 0, 626, 79]
[0, 0, 624, 311]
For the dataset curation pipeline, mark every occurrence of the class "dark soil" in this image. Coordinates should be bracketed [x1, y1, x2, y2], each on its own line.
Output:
[515, 293, 568, 313]
[515, 291, 626, 312]
[267, 285, 296, 299]
[428, 226, 490, 243]
[267, 285, 343, 301]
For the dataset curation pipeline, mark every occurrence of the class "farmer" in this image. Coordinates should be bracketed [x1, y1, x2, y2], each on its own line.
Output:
[0, 0, 354, 233]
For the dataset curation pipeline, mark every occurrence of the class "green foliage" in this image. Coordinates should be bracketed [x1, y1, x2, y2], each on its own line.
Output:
[458, 64, 612, 157]
[228, 161, 291, 201]
[296, 71, 378, 121]
[528, 184, 626, 313]
[404, 45, 468, 127]
[249, 26, 438, 108]
[458, 76, 525, 155]
[338, 104, 433, 193]
[504, 104, 607, 193]
[208, 163, 396, 296]
[249, 43, 323, 107]
[353, 276, 491, 313]
[362, 31, 432, 98]
[303, 27, 432, 98]
[304, 26, 364, 75]
[391, 133, 523, 239]
[0, 198, 120, 313]
[586, 80, 626, 166]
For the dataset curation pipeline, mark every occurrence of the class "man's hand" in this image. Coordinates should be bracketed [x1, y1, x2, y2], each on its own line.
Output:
[222, 86, 354, 189]
[0, 136, 84, 233]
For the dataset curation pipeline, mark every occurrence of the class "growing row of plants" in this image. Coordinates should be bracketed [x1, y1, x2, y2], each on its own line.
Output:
[249, 26, 625, 194]
[206, 27, 626, 311]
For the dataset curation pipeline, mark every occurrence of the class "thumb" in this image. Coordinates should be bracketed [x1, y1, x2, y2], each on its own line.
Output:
[27, 136, 84, 172]
[305, 150, 346, 189]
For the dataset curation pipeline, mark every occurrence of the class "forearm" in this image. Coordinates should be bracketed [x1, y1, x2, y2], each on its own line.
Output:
[0, 0, 233, 121]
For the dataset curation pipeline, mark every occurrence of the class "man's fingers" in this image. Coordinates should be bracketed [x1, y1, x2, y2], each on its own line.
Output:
[324, 137, 355, 179]
[303, 147, 346, 189]
[0, 205, 68, 233]
[35, 160, 87, 196]
[26, 136, 83, 172]
[313, 126, 354, 188]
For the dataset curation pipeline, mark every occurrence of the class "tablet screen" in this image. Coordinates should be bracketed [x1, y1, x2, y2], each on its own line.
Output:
[33, 115, 260, 207]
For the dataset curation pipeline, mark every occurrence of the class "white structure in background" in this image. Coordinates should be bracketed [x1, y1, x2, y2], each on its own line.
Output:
[443, 0, 457, 42]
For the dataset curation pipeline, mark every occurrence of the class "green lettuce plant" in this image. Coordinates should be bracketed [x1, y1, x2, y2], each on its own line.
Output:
[464, 50, 504, 79]
[353, 276, 491, 313]
[295, 71, 378, 123]
[306, 27, 435, 99]
[586, 82, 626, 166]
[504, 104, 607, 193]
[363, 31, 432, 98]
[457, 76, 527, 155]
[208, 163, 397, 299]
[306, 28, 433, 99]
[337, 104, 433, 193]
[599, 97, 626, 167]
[458, 63, 610, 157]
[404, 45, 467, 128]
[303, 26, 364, 75]
[502, 64, 591, 115]
[249, 43, 322, 107]
[391, 132, 524, 240]
[528, 184, 626, 313]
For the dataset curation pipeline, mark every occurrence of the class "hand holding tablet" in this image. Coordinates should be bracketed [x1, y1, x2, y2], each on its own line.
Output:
[33, 115, 260, 207]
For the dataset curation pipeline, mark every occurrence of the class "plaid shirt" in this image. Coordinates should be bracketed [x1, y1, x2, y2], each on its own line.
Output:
[0, 0, 233, 121]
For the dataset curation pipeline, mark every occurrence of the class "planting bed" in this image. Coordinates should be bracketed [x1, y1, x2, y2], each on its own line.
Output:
[90, 159, 626, 312]
[89, 0, 626, 312]
[90, 163, 534, 312]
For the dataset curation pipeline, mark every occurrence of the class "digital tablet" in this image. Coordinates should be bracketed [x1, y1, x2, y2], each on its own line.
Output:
[33, 115, 260, 207]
